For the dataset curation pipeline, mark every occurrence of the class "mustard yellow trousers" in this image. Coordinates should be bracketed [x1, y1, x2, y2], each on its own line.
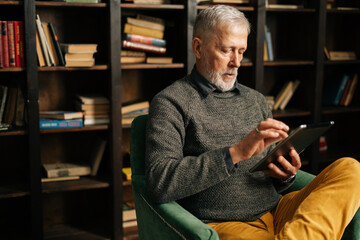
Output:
[207, 158, 360, 240]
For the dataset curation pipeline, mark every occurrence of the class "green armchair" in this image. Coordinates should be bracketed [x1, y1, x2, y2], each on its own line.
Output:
[130, 115, 360, 240]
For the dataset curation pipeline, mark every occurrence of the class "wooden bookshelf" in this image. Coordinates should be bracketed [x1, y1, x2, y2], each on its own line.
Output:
[1, 0, 359, 239]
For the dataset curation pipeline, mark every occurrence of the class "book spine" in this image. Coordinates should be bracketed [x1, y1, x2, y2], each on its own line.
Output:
[125, 33, 166, 47]
[334, 74, 350, 105]
[1, 21, 9, 67]
[18, 21, 24, 67]
[122, 40, 166, 54]
[124, 23, 164, 39]
[14, 21, 21, 67]
[48, 22, 65, 66]
[0, 22, 3, 67]
[7, 21, 16, 67]
[35, 15, 51, 66]
[39, 118, 83, 129]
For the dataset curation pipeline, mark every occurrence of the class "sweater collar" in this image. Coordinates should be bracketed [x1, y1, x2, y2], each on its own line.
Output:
[190, 65, 242, 98]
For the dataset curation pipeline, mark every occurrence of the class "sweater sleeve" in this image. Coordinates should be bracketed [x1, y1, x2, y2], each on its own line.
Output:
[145, 93, 231, 204]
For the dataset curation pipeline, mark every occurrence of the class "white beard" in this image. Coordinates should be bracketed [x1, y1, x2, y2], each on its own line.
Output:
[201, 54, 238, 92]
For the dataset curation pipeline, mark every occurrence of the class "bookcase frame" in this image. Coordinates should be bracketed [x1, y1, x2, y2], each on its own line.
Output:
[0, 0, 359, 239]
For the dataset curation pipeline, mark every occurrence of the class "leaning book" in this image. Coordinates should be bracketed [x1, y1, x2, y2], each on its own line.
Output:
[39, 118, 83, 129]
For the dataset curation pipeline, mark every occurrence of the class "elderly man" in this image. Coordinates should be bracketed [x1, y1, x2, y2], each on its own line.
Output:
[145, 4, 360, 239]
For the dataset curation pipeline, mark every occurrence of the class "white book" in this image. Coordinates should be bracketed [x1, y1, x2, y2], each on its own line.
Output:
[43, 163, 91, 178]
[35, 15, 51, 66]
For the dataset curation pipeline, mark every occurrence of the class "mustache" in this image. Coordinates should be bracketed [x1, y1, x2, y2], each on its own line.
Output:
[221, 69, 238, 75]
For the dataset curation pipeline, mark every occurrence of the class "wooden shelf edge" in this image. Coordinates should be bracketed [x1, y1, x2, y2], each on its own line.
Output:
[265, 60, 314, 66]
[0, 185, 29, 199]
[266, 7, 316, 13]
[197, 5, 254, 11]
[41, 125, 108, 134]
[35, 1, 107, 8]
[38, 65, 108, 71]
[42, 177, 110, 194]
[273, 109, 311, 118]
[121, 3, 184, 9]
[0, 1, 23, 6]
[121, 63, 184, 69]
[321, 106, 360, 115]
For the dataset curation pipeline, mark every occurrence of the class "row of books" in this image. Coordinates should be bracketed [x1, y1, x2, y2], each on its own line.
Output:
[267, 80, 301, 111]
[41, 135, 107, 182]
[122, 14, 173, 64]
[39, 94, 149, 129]
[36, 14, 98, 67]
[323, 73, 358, 107]
[0, 20, 24, 68]
[0, 84, 25, 131]
[264, 25, 274, 62]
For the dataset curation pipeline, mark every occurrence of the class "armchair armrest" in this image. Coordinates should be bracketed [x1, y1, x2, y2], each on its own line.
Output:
[132, 175, 219, 240]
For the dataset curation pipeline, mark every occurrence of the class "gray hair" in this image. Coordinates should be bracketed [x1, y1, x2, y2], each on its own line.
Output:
[193, 5, 251, 39]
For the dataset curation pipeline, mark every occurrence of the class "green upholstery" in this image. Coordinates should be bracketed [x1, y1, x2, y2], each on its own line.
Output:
[130, 115, 359, 239]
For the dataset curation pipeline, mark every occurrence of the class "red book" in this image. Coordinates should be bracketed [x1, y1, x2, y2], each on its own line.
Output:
[0, 22, 3, 67]
[122, 40, 166, 54]
[7, 21, 16, 67]
[14, 21, 24, 67]
[1, 21, 9, 67]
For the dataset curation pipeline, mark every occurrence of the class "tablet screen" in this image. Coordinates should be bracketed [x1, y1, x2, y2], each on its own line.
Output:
[249, 121, 334, 173]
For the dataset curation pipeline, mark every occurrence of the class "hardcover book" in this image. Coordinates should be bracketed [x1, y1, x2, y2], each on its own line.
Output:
[122, 40, 166, 54]
[43, 162, 91, 178]
[40, 111, 84, 120]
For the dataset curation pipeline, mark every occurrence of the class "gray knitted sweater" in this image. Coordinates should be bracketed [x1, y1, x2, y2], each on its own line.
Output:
[145, 73, 290, 222]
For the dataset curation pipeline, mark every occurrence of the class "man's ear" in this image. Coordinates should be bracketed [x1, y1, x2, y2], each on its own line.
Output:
[192, 37, 202, 59]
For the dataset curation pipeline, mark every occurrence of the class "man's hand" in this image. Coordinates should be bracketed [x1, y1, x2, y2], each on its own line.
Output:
[264, 149, 301, 180]
[229, 118, 289, 164]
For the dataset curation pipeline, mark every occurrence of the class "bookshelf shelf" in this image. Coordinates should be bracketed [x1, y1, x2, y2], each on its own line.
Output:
[266, 7, 316, 13]
[321, 107, 360, 115]
[121, 3, 184, 10]
[0, 67, 25, 72]
[197, 5, 254, 11]
[44, 224, 109, 240]
[0, 129, 27, 136]
[273, 109, 312, 118]
[121, 63, 184, 69]
[35, 1, 107, 8]
[37, 65, 108, 71]
[0, 185, 29, 199]
[41, 177, 110, 194]
[264, 60, 314, 66]
[324, 60, 360, 65]
[40, 125, 109, 134]
[0, 1, 22, 6]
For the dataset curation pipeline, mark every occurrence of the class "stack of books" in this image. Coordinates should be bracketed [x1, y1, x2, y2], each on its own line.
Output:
[271, 80, 301, 111]
[123, 202, 137, 228]
[122, 14, 173, 64]
[60, 43, 98, 67]
[323, 73, 358, 107]
[75, 94, 110, 125]
[39, 111, 84, 129]
[122, 101, 149, 125]
[0, 20, 24, 68]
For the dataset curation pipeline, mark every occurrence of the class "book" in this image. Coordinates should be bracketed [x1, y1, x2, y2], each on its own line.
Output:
[1, 21, 9, 67]
[65, 59, 95, 67]
[344, 74, 358, 107]
[35, 31, 46, 67]
[89, 136, 107, 176]
[0, 86, 8, 123]
[279, 80, 300, 110]
[14, 85, 25, 127]
[42, 162, 91, 178]
[146, 56, 173, 64]
[328, 51, 356, 61]
[0, 22, 3, 67]
[273, 81, 293, 111]
[323, 74, 351, 106]
[124, 23, 164, 39]
[122, 101, 149, 114]
[124, 33, 166, 47]
[122, 167, 132, 181]
[3, 86, 18, 125]
[76, 94, 109, 105]
[41, 176, 80, 183]
[121, 56, 146, 64]
[60, 43, 98, 53]
[42, 22, 59, 66]
[264, 25, 274, 61]
[122, 40, 166, 54]
[39, 118, 83, 129]
[35, 15, 51, 66]
[127, 17, 165, 32]
[7, 21, 16, 67]
[76, 101, 109, 111]
[64, 53, 94, 61]
[84, 117, 109, 126]
[40, 111, 84, 120]
[121, 50, 146, 57]
[48, 22, 65, 66]
[14, 21, 24, 67]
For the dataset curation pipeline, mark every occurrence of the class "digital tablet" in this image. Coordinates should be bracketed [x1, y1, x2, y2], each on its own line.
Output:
[249, 121, 335, 173]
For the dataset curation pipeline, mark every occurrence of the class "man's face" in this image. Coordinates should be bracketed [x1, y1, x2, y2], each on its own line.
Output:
[194, 24, 248, 92]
